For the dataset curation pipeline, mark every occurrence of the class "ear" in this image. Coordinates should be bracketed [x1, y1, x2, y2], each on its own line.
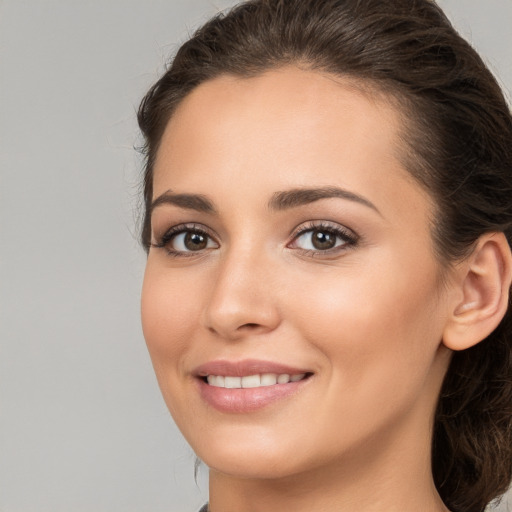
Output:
[442, 232, 512, 351]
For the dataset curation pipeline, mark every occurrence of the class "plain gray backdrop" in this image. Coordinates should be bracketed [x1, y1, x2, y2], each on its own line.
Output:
[1, 1, 511, 511]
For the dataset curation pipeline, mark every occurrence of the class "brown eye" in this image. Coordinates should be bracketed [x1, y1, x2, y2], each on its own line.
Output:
[163, 229, 218, 254]
[311, 230, 337, 250]
[183, 232, 208, 250]
[291, 223, 357, 254]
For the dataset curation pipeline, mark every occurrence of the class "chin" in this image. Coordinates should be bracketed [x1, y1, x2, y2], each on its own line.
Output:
[204, 452, 304, 481]
[190, 428, 309, 480]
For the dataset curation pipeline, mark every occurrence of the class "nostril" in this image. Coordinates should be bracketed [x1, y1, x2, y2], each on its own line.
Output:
[237, 323, 264, 331]
[241, 323, 260, 329]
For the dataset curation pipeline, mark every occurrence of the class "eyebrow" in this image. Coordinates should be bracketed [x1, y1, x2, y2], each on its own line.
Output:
[268, 186, 380, 214]
[151, 186, 380, 216]
[150, 190, 216, 214]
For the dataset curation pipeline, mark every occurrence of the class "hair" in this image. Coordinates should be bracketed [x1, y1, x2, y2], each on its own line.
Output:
[137, 1, 512, 510]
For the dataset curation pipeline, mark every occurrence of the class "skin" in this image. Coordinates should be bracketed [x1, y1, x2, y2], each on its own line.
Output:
[141, 67, 459, 512]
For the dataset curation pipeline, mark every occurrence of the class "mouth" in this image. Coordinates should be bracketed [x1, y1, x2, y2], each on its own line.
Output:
[194, 359, 314, 413]
[202, 372, 311, 389]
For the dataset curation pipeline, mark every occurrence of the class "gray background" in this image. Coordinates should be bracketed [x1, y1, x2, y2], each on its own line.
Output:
[0, 1, 510, 511]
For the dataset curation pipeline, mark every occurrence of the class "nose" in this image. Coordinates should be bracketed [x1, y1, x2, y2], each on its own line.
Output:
[202, 246, 281, 341]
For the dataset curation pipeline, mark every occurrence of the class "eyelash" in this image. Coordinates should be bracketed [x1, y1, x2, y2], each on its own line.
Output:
[151, 223, 217, 258]
[151, 221, 359, 258]
[289, 221, 359, 257]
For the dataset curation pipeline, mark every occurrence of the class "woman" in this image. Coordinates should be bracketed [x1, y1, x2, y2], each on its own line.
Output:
[137, 1, 512, 511]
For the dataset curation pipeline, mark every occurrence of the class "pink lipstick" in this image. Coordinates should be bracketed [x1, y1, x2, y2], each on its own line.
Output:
[194, 359, 312, 413]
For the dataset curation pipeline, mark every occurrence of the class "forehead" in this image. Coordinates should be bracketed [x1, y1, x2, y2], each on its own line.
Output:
[155, 67, 403, 177]
[152, 67, 428, 221]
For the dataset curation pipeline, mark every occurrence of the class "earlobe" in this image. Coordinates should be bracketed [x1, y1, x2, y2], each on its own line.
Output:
[443, 232, 512, 351]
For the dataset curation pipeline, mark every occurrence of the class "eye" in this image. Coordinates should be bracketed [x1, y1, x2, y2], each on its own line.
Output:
[172, 230, 217, 251]
[289, 222, 358, 254]
[152, 224, 219, 256]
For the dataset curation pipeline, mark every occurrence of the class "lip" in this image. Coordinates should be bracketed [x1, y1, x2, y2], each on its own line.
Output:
[194, 359, 311, 378]
[193, 359, 313, 414]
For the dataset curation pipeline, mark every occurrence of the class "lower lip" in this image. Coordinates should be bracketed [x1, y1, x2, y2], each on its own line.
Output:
[197, 377, 310, 413]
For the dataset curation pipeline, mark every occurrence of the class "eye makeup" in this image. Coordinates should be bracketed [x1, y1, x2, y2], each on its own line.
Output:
[151, 218, 359, 260]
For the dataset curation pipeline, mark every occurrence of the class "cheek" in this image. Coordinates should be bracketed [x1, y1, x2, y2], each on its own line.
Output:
[279, 259, 445, 453]
[285, 251, 443, 390]
[141, 261, 202, 377]
[140, 260, 213, 428]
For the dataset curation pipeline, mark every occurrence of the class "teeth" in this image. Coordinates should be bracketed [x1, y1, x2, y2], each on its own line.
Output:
[206, 373, 307, 388]
[224, 376, 241, 388]
[241, 375, 261, 388]
[207, 375, 225, 387]
[261, 373, 277, 386]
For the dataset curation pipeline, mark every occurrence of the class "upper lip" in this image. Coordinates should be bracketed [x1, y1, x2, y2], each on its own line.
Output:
[193, 359, 311, 378]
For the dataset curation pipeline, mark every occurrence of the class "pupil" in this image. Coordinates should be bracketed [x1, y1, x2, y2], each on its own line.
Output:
[312, 230, 336, 250]
[185, 232, 207, 250]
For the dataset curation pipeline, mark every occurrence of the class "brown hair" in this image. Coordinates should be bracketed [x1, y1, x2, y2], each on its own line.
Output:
[137, 1, 512, 510]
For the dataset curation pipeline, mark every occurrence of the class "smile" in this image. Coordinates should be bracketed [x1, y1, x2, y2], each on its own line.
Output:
[206, 373, 307, 388]
[194, 360, 313, 413]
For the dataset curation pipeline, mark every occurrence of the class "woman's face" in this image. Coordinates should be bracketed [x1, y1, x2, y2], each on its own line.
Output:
[142, 67, 454, 480]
